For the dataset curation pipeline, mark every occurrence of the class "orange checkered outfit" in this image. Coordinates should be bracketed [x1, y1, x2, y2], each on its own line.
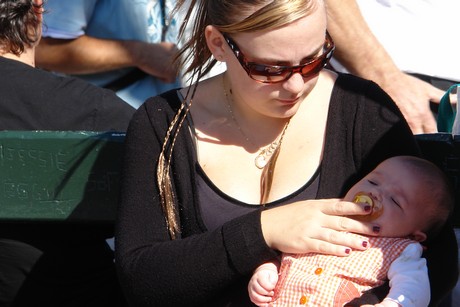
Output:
[270, 236, 415, 306]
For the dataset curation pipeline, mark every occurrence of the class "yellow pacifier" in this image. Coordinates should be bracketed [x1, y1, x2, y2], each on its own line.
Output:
[352, 192, 383, 222]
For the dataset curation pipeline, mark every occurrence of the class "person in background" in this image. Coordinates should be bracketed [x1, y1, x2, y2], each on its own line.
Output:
[249, 155, 454, 307]
[325, 0, 460, 134]
[36, 0, 181, 109]
[115, 0, 457, 306]
[0, 0, 134, 305]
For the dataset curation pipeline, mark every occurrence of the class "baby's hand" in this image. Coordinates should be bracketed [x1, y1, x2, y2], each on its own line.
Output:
[248, 263, 279, 307]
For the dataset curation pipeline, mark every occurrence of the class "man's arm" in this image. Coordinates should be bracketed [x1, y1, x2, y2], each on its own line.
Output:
[325, 0, 443, 134]
[36, 36, 179, 83]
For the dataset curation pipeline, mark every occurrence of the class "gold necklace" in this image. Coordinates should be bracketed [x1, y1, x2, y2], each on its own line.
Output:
[222, 76, 290, 169]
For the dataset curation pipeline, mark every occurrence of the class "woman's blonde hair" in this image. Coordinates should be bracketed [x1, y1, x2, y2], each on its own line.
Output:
[160, 0, 319, 239]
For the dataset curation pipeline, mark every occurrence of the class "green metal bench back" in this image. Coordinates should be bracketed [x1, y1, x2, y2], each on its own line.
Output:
[0, 131, 125, 223]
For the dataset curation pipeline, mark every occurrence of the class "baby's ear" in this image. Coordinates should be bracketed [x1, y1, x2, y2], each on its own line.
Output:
[410, 230, 427, 242]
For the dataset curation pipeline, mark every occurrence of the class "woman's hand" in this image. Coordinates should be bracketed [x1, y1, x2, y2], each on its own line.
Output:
[260, 198, 379, 255]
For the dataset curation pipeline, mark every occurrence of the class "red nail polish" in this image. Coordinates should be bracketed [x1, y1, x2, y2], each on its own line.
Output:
[364, 205, 371, 212]
[362, 241, 368, 248]
[373, 226, 380, 234]
[345, 248, 351, 254]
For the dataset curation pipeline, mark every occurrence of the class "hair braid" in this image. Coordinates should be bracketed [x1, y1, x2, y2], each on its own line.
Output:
[157, 66, 204, 239]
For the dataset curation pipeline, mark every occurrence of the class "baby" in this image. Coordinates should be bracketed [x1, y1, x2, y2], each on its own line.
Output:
[249, 156, 454, 307]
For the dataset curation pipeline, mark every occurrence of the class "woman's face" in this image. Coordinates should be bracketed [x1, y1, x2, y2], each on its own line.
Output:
[223, 4, 328, 119]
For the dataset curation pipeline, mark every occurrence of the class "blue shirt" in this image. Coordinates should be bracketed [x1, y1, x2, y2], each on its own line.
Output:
[42, 0, 181, 108]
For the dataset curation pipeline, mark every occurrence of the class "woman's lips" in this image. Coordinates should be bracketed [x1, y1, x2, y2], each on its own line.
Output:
[277, 97, 300, 105]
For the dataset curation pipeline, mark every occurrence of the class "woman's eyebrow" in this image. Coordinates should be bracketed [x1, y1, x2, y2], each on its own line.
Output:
[250, 42, 326, 66]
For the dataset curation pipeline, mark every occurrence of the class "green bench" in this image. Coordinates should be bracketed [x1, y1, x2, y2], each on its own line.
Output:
[1, 131, 459, 227]
[0, 131, 125, 225]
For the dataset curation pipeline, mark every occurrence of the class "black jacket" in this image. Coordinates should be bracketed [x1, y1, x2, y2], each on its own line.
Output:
[116, 73, 456, 306]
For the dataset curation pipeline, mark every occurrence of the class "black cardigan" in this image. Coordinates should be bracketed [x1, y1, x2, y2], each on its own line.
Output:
[116, 73, 457, 306]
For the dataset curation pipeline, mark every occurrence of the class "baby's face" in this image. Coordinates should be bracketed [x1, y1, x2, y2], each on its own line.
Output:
[345, 158, 430, 239]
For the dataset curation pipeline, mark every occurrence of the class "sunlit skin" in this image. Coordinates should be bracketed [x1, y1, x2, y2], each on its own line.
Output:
[344, 157, 431, 242]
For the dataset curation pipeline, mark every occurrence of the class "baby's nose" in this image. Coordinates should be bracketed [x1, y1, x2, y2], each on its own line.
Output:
[369, 191, 382, 203]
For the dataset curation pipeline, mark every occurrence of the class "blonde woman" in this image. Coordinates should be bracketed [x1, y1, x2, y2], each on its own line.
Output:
[115, 0, 456, 306]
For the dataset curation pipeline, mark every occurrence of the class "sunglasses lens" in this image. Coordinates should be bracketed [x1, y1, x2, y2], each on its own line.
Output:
[300, 59, 325, 77]
[249, 59, 325, 83]
[248, 64, 290, 83]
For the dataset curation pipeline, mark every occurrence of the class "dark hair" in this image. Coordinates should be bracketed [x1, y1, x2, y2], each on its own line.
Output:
[424, 171, 455, 242]
[0, 0, 44, 56]
[400, 156, 455, 242]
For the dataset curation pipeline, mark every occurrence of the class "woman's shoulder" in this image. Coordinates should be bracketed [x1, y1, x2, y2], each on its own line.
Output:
[334, 73, 384, 97]
[332, 73, 397, 112]
[127, 89, 183, 136]
[144, 88, 183, 108]
[138, 88, 183, 117]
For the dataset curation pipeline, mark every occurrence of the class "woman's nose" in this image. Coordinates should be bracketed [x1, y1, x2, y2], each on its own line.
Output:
[281, 72, 305, 94]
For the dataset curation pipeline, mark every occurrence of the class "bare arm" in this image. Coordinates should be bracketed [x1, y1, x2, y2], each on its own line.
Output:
[325, 0, 443, 134]
[36, 36, 179, 82]
[325, 0, 397, 82]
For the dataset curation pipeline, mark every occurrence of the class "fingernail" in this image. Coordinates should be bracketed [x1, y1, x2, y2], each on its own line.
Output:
[364, 205, 371, 212]
[362, 241, 368, 248]
[373, 226, 380, 234]
[345, 248, 351, 254]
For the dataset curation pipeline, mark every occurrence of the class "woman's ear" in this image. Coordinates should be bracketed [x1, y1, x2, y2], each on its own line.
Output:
[205, 25, 226, 62]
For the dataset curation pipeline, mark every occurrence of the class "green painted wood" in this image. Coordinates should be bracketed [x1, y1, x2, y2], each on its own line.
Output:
[0, 131, 125, 223]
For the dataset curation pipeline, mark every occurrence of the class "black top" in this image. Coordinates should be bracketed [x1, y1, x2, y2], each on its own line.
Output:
[197, 163, 320, 231]
[0, 57, 134, 131]
[116, 73, 456, 306]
